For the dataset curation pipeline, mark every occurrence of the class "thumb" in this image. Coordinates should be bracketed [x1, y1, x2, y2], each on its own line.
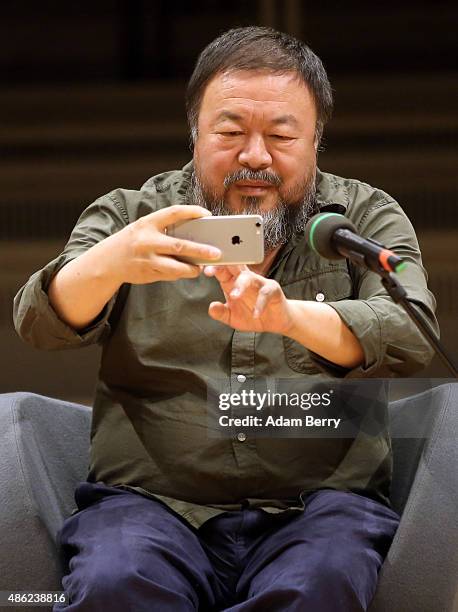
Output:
[208, 301, 230, 324]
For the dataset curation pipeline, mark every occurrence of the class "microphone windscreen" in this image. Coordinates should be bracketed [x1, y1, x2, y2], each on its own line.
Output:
[305, 213, 356, 259]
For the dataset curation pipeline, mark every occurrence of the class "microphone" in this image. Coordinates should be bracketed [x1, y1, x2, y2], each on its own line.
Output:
[304, 212, 406, 274]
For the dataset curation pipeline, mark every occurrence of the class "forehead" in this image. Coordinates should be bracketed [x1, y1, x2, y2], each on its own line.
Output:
[199, 70, 317, 124]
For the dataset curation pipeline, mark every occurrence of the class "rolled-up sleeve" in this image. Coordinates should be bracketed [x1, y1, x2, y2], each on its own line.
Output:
[13, 191, 128, 350]
[311, 199, 439, 377]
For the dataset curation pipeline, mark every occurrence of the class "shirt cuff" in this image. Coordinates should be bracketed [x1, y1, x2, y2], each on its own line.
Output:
[13, 253, 117, 349]
[310, 299, 384, 378]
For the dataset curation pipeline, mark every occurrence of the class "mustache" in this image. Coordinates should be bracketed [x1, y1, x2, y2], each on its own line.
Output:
[223, 168, 282, 188]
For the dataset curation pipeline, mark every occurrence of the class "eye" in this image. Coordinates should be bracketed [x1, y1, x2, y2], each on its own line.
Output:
[220, 131, 244, 137]
[270, 134, 294, 140]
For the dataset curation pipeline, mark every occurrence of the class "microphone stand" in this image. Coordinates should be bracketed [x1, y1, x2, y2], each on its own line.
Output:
[349, 250, 458, 377]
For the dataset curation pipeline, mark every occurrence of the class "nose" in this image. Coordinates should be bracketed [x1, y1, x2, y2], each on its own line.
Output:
[238, 134, 272, 170]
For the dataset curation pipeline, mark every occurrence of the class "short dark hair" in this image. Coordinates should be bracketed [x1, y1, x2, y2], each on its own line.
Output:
[186, 26, 333, 147]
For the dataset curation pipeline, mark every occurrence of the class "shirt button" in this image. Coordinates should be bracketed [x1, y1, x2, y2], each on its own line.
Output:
[315, 292, 325, 302]
[236, 374, 246, 383]
[237, 432, 247, 442]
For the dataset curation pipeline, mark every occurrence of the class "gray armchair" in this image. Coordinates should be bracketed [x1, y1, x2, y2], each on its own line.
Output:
[1, 384, 457, 612]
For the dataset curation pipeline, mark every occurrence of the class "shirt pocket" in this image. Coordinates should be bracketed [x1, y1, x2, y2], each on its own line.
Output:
[281, 265, 354, 374]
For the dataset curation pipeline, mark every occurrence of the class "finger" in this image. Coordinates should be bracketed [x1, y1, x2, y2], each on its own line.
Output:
[203, 265, 216, 277]
[204, 265, 235, 283]
[150, 254, 202, 280]
[230, 271, 262, 300]
[253, 282, 281, 317]
[226, 264, 249, 276]
[253, 285, 272, 317]
[150, 204, 212, 231]
[208, 301, 231, 325]
[156, 235, 221, 261]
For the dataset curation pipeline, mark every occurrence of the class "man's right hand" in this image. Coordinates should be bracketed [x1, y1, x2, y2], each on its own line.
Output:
[47, 205, 221, 331]
[110, 205, 221, 285]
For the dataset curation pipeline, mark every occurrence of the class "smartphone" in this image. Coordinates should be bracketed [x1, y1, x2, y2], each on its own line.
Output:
[166, 214, 264, 265]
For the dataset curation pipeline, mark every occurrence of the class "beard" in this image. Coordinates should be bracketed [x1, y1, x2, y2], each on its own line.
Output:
[187, 166, 318, 252]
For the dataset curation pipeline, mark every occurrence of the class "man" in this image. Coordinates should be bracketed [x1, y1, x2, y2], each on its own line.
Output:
[14, 26, 438, 611]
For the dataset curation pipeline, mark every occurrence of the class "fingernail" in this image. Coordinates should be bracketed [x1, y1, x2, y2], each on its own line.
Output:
[231, 289, 240, 298]
[208, 247, 221, 259]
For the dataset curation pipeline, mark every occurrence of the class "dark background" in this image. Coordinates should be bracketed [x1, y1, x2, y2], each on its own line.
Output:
[1, 1, 457, 403]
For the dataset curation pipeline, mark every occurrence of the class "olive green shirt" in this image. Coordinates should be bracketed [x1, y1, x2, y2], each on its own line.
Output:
[13, 162, 438, 529]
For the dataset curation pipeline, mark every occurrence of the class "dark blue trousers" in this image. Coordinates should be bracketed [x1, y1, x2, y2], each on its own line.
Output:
[54, 482, 400, 612]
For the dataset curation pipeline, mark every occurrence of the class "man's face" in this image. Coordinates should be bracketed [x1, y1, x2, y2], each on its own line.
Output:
[191, 69, 319, 250]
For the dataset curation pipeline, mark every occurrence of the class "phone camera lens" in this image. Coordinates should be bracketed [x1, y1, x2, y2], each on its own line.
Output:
[255, 222, 261, 227]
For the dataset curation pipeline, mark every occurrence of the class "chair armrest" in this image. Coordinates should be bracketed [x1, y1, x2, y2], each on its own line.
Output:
[0, 392, 91, 592]
[369, 383, 458, 612]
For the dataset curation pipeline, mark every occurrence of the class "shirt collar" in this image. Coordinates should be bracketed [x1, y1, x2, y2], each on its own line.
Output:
[314, 168, 348, 215]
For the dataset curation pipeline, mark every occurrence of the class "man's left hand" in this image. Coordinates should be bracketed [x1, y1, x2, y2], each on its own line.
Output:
[203, 265, 294, 335]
